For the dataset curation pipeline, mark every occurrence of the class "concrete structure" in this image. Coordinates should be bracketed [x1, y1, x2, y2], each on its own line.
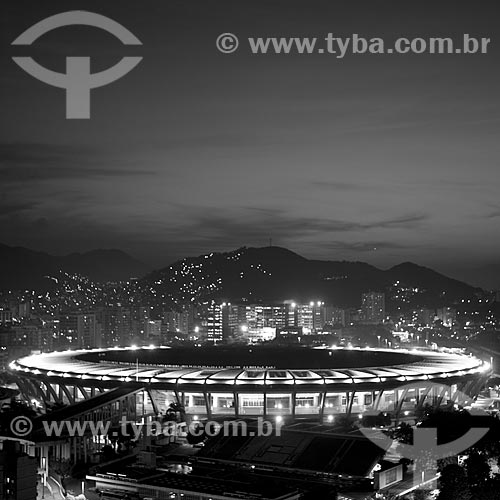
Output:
[88, 469, 302, 500]
[9, 346, 491, 421]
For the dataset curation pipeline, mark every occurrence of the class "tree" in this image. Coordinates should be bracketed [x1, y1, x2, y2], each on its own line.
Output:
[101, 444, 116, 462]
[335, 415, 356, 431]
[51, 458, 72, 495]
[362, 412, 391, 428]
[413, 490, 431, 500]
[186, 422, 206, 444]
[165, 401, 186, 423]
[464, 453, 490, 489]
[470, 478, 500, 500]
[392, 422, 413, 444]
[437, 464, 472, 500]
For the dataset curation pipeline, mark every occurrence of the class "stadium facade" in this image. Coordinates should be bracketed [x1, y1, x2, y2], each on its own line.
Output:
[9, 346, 491, 420]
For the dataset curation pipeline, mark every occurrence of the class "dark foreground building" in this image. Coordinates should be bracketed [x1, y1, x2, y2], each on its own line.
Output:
[0, 439, 37, 500]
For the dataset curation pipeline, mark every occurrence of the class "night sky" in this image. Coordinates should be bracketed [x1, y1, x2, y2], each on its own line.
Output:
[1, 1, 499, 287]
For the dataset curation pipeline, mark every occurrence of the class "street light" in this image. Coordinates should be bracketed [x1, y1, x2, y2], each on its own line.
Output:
[41, 457, 47, 499]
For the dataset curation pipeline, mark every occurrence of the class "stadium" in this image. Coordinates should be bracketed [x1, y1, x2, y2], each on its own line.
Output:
[9, 346, 491, 420]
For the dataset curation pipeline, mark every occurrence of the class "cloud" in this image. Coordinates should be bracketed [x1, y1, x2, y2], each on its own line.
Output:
[483, 208, 500, 219]
[154, 206, 428, 251]
[320, 241, 413, 252]
[0, 200, 38, 217]
[0, 143, 156, 183]
[0, 194, 428, 269]
[310, 181, 369, 191]
[365, 214, 428, 229]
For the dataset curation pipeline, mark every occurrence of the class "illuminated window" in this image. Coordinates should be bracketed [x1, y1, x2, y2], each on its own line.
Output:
[242, 398, 264, 407]
[296, 397, 314, 407]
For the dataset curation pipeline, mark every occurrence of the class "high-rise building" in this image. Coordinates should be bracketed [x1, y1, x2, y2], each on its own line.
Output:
[413, 308, 435, 327]
[0, 308, 12, 324]
[96, 305, 133, 346]
[222, 304, 289, 339]
[262, 305, 288, 329]
[224, 304, 246, 338]
[59, 312, 97, 348]
[0, 329, 9, 370]
[312, 302, 326, 331]
[78, 313, 97, 348]
[58, 313, 78, 347]
[163, 307, 193, 336]
[286, 302, 297, 327]
[18, 302, 31, 319]
[129, 306, 151, 340]
[361, 292, 385, 324]
[146, 319, 162, 339]
[436, 307, 456, 327]
[244, 305, 287, 331]
[297, 304, 313, 332]
[324, 306, 346, 327]
[296, 302, 325, 333]
[202, 301, 223, 343]
[39, 316, 59, 352]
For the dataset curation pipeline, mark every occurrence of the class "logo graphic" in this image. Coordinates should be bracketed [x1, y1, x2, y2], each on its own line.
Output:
[216, 33, 239, 54]
[12, 11, 142, 119]
[10, 416, 33, 437]
[359, 381, 489, 489]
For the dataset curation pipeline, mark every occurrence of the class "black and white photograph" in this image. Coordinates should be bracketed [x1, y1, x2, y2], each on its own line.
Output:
[0, 1, 499, 499]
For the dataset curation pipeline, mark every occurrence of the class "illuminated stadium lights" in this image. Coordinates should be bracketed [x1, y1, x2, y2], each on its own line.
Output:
[9, 346, 491, 420]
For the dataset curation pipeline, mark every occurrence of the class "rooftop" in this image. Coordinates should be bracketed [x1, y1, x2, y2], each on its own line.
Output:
[10, 346, 488, 387]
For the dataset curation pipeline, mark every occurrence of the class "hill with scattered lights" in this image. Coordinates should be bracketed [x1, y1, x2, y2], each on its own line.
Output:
[139, 246, 480, 309]
[0, 243, 481, 310]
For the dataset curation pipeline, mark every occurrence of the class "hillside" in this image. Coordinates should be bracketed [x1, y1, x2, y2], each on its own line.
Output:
[0, 243, 480, 309]
[0, 243, 149, 289]
[140, 246, 480, 309]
